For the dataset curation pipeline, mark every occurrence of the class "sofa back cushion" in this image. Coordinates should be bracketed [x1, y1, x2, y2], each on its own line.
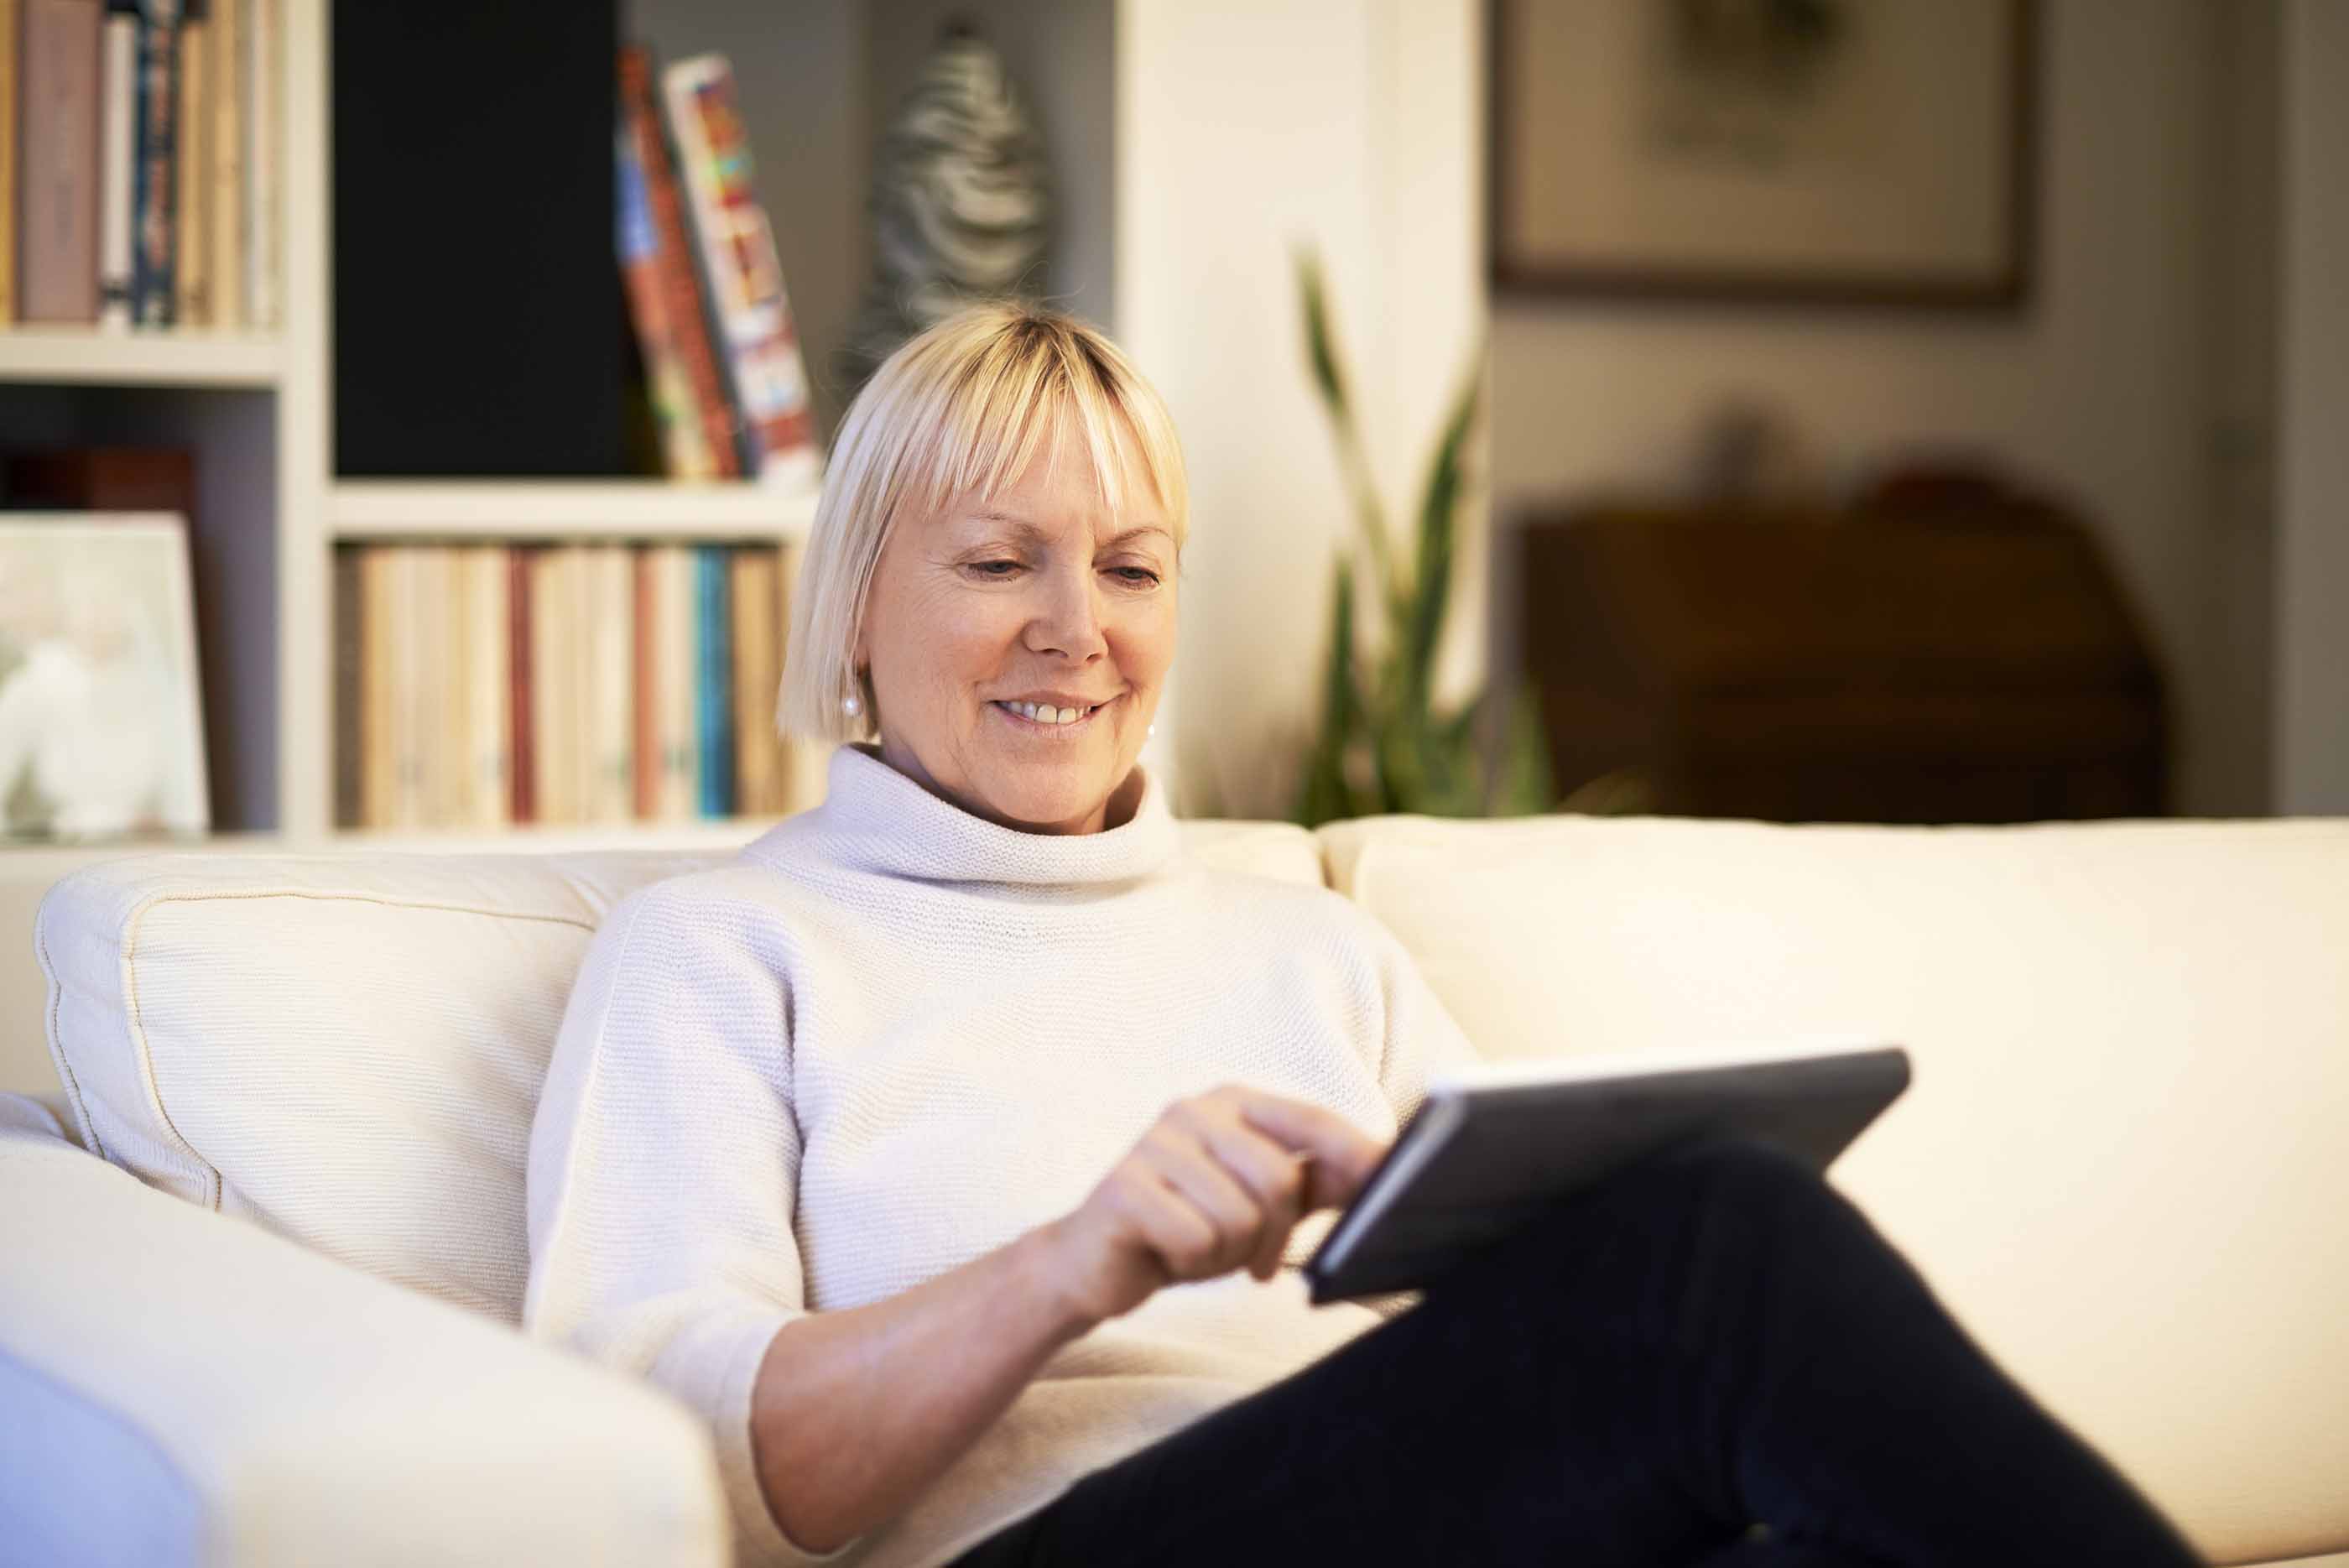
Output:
[1317, 812, 2349, 1563]
[36, 823, 1326, 1324]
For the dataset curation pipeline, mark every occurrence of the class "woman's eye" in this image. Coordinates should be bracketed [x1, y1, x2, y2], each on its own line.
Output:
[966, 560, 1021, 579]
[1109, 566, 1161, 586]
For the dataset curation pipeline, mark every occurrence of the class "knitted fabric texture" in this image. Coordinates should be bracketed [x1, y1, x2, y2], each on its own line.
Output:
[523, 744, 1482, 1568]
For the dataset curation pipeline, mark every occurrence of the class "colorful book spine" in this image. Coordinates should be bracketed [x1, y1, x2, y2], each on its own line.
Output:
[358, 546, 398, 827]
[585, 544, 637, 821]
[0, 0, 17, 322]
[632, 548, 659, 818]
[729, 546, 783, 815]
[332, 546, 361, 826]
[620, 45, 739, 482]
[616, 123, 718, 480]
[507, 547, 534, 824]
[695, 546, 734, 816]
[96, 1, 137, 329]
[463, 547, 510, 828]
[129, 0, 180, 326]
[18, 0, 105, 323]
[662, 53, 820, 491]
[172, 0, 209, 324]
[529, 545, 582, 826]
[240, 0, 274, 326]
[654, 544, 699, 819]
[206, 0, 239, 328]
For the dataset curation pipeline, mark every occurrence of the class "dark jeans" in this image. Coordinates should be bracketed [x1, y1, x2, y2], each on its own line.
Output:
[945, 1135, 2202, 1568]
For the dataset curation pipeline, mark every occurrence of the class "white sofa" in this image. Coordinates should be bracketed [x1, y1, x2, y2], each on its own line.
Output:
[3, 815, 2344, 1567]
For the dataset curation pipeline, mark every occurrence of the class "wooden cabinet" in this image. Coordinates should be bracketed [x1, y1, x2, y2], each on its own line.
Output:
[1518, 503, 2169, 824]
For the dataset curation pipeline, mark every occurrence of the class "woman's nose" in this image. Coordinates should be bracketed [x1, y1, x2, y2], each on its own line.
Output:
[1027, 567, 1107, 661]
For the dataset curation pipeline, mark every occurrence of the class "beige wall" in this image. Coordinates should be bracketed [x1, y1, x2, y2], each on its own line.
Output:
[2275, 0, 2349, 814]
[1487, 0, 2265, 815]
[1119, 0, 1487, 818]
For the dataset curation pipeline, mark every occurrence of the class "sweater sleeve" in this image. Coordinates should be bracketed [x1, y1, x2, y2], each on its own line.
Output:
[523, 884, 858, 1568]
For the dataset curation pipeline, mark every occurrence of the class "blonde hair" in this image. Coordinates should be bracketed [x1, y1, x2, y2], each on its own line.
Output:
[779, 301, 1189, 743]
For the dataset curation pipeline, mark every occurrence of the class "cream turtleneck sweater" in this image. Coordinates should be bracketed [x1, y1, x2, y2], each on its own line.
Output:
[523, 745, 1482, 1568]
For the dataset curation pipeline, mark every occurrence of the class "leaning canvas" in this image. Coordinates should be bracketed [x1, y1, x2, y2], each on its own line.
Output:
[0, 514, 211, 840]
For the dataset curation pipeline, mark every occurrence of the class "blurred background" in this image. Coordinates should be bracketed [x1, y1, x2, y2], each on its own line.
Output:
[0, 0, 2342, 857]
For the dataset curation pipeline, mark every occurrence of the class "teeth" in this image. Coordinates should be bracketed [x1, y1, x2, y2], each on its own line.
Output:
[1003, 701, 1091, 725]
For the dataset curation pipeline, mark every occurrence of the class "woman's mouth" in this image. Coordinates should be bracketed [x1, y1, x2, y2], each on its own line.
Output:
[989, 697, 1112, 735]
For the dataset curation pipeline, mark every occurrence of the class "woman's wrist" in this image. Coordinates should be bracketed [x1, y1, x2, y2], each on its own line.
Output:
[1019, 1217, 1112, 1341]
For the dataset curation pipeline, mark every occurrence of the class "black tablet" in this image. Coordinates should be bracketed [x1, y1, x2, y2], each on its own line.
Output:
[1303, 1037, 1911, 1305]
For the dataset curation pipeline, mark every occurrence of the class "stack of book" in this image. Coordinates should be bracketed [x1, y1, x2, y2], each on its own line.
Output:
[333, 540, 820, 832]
[617, 44, 818, 488]
[3, 0, 280, 331]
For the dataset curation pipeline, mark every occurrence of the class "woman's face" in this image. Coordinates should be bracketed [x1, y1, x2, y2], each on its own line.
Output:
[855, 424, 1178, 835]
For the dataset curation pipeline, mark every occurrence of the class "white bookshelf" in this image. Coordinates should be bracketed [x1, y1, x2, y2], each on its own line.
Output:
[0, 330, 284, 388]
[330, 480, 819, 541]
[1, 0, 863, 847]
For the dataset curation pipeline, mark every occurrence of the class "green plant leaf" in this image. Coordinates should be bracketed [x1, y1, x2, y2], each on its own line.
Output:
[1294, 247, 1397, 603]
[1402, 350, 1484, 704]
[1296, 249, 1351, 425]
[1293, 555, 1360, 827]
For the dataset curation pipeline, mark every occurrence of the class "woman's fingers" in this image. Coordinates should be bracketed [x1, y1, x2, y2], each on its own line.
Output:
[1144, 1126, 1267, 1274]
[1227, 1091, 1388, 1209]
[1182, 1111, 1313, 1278]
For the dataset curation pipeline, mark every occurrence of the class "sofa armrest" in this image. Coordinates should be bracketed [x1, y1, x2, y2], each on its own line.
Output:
[0, 1113, 731, 1568]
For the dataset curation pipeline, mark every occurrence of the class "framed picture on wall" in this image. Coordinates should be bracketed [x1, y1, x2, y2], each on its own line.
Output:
[1490, 0, 2038, 308]
[0, 515, 211, 841]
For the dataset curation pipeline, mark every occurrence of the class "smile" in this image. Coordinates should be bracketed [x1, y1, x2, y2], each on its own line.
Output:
[989, 698, 1112, 735]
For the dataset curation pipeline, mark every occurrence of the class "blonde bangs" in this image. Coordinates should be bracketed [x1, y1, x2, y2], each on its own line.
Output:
[779, 303, 1189, 745]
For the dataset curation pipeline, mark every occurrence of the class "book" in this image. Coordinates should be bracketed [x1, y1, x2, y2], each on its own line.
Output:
[631, 549, 658, 818]
[1, 0, 17, 322]
[332, 545, 360, 826]
[616, 125, 716, 480]
[730, 546, 784, 815]
[240, 0, 273, 326]
[529, 545, 584, 826]
[651, 544, 699, 820]
[430, 544, 469, 825]
[661, 54, 820, 490]
[583, 544, 637, 822]
[695, 545, 733, 816]
[171, 0, 208, 325]
[619, 45, 739, 482]
[358, 546, 396, 826]
[205, 0, 238, 329]
[16, 0, 105, 323]
[507, 548, 534, 823]
[1302, 1039, 1912, 1305]
[96, 1, 136, 329]
[388, 547, 430, 826]
[461, 544, 509, 828]
[129, 0, 180, 327]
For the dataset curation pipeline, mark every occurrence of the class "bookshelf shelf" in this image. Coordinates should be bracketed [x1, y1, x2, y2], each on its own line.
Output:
[328, 480, 820, 541]
[0, 329, 284, 388]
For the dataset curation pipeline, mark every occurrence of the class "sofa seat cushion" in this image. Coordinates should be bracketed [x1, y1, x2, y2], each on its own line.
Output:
[35, 822, 1320, 1326]
[1317, 813, 2349, 1566]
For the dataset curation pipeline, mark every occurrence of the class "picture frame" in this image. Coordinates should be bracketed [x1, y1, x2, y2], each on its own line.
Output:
[0, 514, 211, 841]
[1489, 0, 2039, 309]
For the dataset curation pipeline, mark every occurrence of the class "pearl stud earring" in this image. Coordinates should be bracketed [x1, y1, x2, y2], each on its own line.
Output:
[841, 692, 863, 719]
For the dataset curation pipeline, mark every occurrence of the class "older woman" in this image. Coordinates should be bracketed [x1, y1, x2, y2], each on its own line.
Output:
[523, 305, 2198, 1568]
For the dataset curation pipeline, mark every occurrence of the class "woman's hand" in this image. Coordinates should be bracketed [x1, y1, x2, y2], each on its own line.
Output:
[1038, 1086, 1388, 1326]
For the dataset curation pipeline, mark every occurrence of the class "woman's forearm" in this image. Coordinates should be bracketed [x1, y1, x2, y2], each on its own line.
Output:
[749, 1220, 1097, 1554]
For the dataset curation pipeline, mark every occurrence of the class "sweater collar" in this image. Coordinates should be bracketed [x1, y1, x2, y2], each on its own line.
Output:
[783, 742, 1179, 888]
